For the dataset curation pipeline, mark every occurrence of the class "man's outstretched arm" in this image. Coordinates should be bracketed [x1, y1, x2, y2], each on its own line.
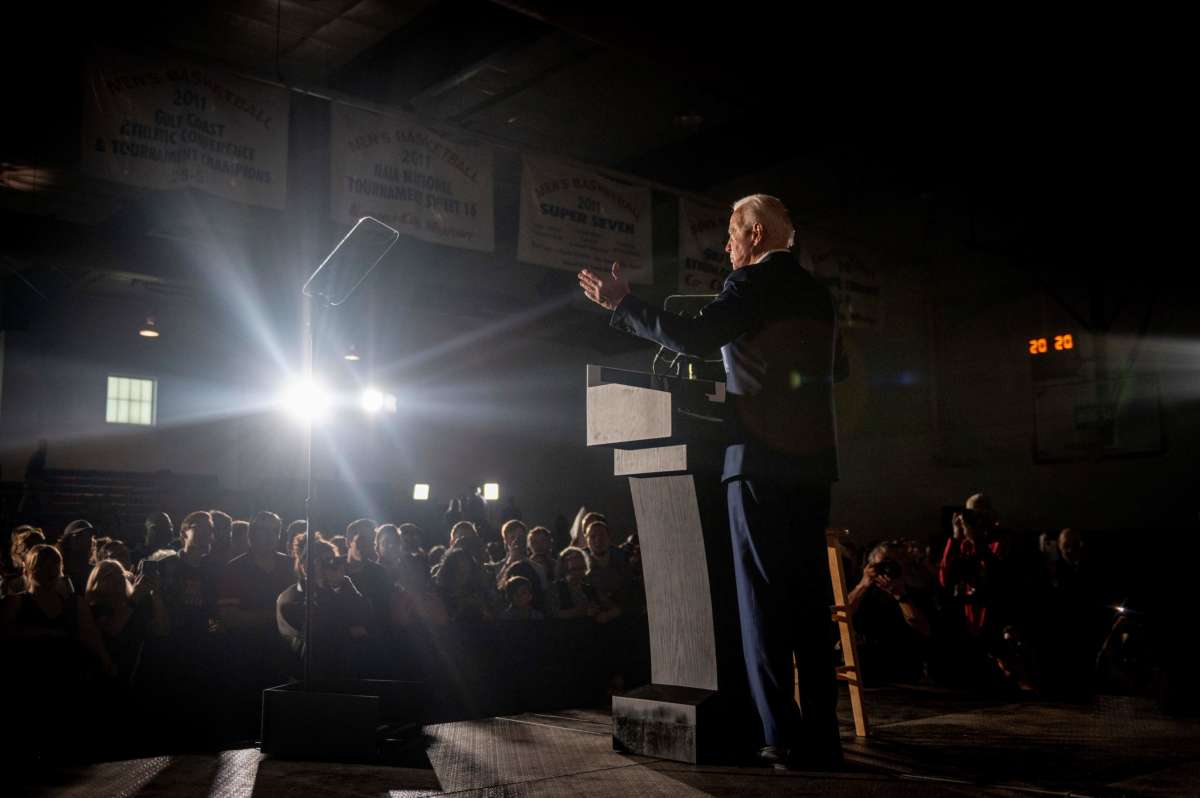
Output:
[578, 262, 753, 356]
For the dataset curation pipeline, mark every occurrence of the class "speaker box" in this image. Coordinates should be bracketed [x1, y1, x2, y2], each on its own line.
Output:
[261, 679, 422, 763]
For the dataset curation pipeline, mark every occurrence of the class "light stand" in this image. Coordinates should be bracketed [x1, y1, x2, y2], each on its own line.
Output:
[297, 216, 399, 687]
[261, 218, 410, 764]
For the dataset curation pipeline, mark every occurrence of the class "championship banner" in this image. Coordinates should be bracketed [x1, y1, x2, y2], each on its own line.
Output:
[81, 50, 289, 209]
[678, 198, 730, 292]
[517, 156, 653, 284]
[330, 104, 494, 252]
[799, 235, 884, 329]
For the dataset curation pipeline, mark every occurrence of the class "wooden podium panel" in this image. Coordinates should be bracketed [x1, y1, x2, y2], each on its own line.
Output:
[629, 474, 718, 691]
[614, 445, 687, 476]
[586, 383, 671, 446]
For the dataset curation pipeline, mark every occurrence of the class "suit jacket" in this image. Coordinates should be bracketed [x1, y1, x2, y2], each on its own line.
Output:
[610, 250, 845, 483]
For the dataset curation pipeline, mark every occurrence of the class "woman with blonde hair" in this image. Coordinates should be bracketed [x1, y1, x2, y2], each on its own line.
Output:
[0, 544, 115, 678]
[86, 559, 169, 683]
[2, 525, 45, 597]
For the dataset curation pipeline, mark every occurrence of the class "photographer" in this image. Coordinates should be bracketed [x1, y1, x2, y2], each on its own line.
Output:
[847, 541, 933, 685]
[936, 493, 1038, 689]
[938, 494, 1000, 640]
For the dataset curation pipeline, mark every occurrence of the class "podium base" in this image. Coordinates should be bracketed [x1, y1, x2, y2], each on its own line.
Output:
[612, 684, 718, 763]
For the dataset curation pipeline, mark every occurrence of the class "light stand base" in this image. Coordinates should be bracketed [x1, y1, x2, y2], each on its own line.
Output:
[261, 679, 423, 764]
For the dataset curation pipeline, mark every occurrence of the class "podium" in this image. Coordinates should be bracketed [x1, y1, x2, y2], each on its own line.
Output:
[587, 365, 755, 763]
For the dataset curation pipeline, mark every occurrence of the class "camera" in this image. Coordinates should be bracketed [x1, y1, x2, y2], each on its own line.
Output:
[874, 558, 901, 580]
[873, 554, 902, 578]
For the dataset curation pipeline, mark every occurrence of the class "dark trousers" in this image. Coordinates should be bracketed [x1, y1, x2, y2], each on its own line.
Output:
[727, 477, 841, 755]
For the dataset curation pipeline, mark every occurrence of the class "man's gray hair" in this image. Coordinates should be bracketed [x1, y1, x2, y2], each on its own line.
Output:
[867, 541, 894, 564]
[731, 194, 795, 249]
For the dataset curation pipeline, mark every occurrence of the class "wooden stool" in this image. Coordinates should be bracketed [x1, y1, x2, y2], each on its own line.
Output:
[793, 529, 869, 738]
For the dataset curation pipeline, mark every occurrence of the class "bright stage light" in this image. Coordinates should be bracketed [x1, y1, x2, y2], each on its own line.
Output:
[482, 482, 499, 501]
[413, 483, 430, 501]
[282, 379, 330, 422]
[361, 388, 384, 413]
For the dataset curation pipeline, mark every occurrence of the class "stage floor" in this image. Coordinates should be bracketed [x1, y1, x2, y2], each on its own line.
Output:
[24, 686, 1200, 797]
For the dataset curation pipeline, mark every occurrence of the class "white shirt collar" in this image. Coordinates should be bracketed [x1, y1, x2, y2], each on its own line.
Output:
[751, 248, 791, 265]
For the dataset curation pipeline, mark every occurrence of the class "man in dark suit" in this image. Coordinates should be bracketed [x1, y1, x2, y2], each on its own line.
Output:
[579, 194, 847, 769]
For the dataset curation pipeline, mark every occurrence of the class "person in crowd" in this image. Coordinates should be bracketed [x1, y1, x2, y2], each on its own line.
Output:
[85, 558, 169, 683]
[396, 523, 432, 586]
[155, 510, 219, 638]
[284, 519, 308, 555]
[345, 519, 391, 629]
[582, 519, 629, 610]
[894, 537, 937, 595]
[345, 519, 379, 560]
[939, 494, 1001, 640]
[494, 520, 546, 611]
[141, 512, 175, 559]
[2, 543, 115, 755]
[1037, 528, 1108, 696]
[277, 538, 372, 680]
[427, 544, 447, 572]
[445, 520, 490, 603]
[1050, 528, 1096, 598]
[381, 523, 446, 628]
[527, 525, 558, 584]
[2, 525, 46, 596]
[63, 518, 93, 536]
[376, 524, 406, 583]
[289, 530, 308, 562]
[433, 546, 494, 622]
[485, 541, 505, 567]
[229, 519, 250, 560]
[399, 523, 425, 557]
[569, 509, 605, 549]
[448, 519, 478, 550]
[142, 512, 232, 744]
[58, 521, 95, 595]
[328, 534, 349, 559]
[1, 544, 116, 679]
[209, 510, 233, 567]
[847, 541, 934, 685]
[938, 494, 1043, 690]
[552, 547, 620, 623]
[501, 575, 542, 620]
[91, 537, 133, 572]
[216, 510, 293, 732]
[217, 511, 292, 633]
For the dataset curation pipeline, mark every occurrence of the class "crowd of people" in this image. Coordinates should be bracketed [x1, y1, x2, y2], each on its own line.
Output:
[0, 498, 647, 758]
[844, 493, 1179, 704]
[0, 488, 1187, 761]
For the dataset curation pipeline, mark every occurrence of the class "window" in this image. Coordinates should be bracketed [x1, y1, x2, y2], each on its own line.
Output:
[106, 376, 156, 426]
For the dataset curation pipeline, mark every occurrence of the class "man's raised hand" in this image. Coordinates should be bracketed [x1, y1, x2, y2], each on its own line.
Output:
[578, 262, 631, 311]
